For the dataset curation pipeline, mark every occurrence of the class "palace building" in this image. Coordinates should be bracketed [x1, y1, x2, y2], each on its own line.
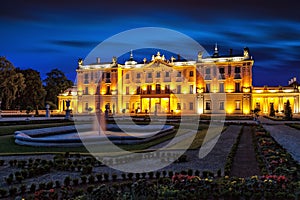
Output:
[58, 46, 300, 116]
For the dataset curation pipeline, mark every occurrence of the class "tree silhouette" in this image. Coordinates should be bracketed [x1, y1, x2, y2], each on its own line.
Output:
[269, 103, 275, 117]
[0, 57, 25, 109]
[17, 69, 46, 115]
[44, 68, 73, 106]
[284, 100, 293, 120]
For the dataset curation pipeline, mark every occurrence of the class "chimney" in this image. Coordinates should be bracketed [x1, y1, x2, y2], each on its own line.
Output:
[96, 57, 100, 64]
[177, 54, 181, 61]
[229, 49, 233, 56]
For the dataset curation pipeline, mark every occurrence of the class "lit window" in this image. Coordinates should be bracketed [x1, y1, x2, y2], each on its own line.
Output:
[189, 85, 193, 94]
[177, 103, 181, 110]
[235, 101, 241, 110]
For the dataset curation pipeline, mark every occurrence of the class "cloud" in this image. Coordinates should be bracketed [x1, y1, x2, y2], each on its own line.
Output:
[47, 40, 98, 48]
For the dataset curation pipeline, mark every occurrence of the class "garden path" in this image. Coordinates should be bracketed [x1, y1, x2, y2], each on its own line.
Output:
[230, 126, 260, 177]
[262, 124, 300, 162]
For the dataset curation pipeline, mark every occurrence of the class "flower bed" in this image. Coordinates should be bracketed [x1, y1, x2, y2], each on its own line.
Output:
[253, 126, 299, 181]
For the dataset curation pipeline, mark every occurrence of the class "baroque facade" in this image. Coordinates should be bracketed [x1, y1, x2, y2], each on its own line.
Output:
[58, 46, 300, 115]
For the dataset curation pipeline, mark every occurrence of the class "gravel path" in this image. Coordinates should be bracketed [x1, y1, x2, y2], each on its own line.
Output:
[262, 124, 300, 163]
[230, 126, 260, 177]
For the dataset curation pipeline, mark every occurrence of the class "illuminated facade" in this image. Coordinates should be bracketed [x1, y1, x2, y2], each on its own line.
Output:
[58, 46, 300, 115]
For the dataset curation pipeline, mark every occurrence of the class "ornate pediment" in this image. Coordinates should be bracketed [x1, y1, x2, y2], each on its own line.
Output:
[142, 52, 174, 70]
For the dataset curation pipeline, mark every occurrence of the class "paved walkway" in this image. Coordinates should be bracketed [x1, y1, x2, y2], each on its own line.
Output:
[230, 126, 260, 177]
[262, 124, 300, 163]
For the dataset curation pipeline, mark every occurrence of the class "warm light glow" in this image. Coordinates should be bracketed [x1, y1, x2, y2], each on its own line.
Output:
[254, 90, 263, 93]
[243, 88, 250, 93]
[244, 109, 250, 114]
[268, 89, 277, 93]
[283, 89, 294, 93]
[226, 89, 234, 93]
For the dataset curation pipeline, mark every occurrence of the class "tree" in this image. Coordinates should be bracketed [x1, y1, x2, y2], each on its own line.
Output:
[0, 57, 25, 109]
[17, 69, 46, 115]
[269, 103, 275, 117]
[44, 69, 73, 106]
[284, 100, 293, 120]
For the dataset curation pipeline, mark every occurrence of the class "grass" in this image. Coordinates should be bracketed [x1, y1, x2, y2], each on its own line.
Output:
[0, 135, 89, 154]
[286, 123, 300, 130]
[0, 122, 212, 155]
[0, 122, 76, 136]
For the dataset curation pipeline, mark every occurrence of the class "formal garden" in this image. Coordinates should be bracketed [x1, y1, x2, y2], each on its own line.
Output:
[0, 118, 298, 199]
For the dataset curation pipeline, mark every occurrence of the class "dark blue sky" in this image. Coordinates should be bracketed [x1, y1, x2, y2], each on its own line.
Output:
[1, 0, 300, 86]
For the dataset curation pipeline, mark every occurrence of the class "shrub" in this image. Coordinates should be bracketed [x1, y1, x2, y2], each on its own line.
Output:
[46, 181, 54, 189]
[135, 173, 140, 180]
[73, 178, 79, 186]
[38, 182, 46, 190]
[20, 184, 26, 194]
[187, 169, 193, 176]
[217, 169, 222, 177]
[141, 172, 147, 179]
[127, 173, 133, 180]
[96, 173, 103, 182]
[195, 170, 200, 177]
[0, 188, 7, 197]
[16, 175, 23, 183]
[81, 175, 87, 184]
[162, 171, 167, 178]
[88, 175, 95, 184]
[104, 173, 109, 181]
[0, 160, 5, 166]
[148, 172, 154, 179]
[155, 171, 161, 179]
[8, 187, 17, 197]
[30, 183, 36, 193]
[87, 185, 95, 194]
[168, 171, 174, 178]
[8, 160, 14, 167]
[112, 174, 117, 181]
[121, 173, 126, 180]
[5, 177, 13, 185]
[64, 176, 71, 186]
[55, 180, 61, 188]
[21, 170, 28, 179]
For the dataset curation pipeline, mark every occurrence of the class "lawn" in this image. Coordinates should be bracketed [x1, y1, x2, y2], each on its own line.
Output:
[0, 123, 211, 154]
[0, 122, 76, 136]
[286, 123, 300, 130]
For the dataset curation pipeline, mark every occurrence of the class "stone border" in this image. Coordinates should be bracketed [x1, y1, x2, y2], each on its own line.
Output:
[14, 124, 175, 147]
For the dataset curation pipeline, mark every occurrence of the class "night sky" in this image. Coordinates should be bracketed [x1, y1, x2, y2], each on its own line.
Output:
[1, 0, 300, 86]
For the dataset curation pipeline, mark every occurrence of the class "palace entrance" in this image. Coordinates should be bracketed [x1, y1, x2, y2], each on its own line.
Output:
[141, 97, 170, 114]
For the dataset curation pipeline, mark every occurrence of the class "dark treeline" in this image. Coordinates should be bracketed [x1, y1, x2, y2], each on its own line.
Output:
[0, 57, 73, 115]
